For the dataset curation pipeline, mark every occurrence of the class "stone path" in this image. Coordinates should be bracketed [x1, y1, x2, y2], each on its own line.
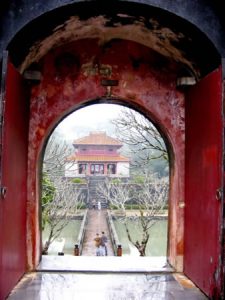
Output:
[81, 209, 114, 256]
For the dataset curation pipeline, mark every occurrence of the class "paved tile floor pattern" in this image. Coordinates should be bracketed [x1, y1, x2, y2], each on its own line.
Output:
[7, 272, 208, 300]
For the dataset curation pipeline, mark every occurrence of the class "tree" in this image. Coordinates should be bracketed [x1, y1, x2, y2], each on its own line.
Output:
[41, 172, 55, 230]
[111, 108, 168, 175]
[43, 132, 73, 176]
[127, 174, 168, 256]
[42, 133, 84, 254]
[97, 177, 130, 212]
[97, 174, 168, 256]
[42, 178, 84, 254]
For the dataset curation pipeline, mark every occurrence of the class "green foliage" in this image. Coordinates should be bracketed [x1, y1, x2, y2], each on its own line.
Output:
[125, 204, 142, 210]
[42, 173, 55, 207]
[110, 203, 168, 210]
[41, 173, 55, 230]
[131, 175, 145, 184]
[76, 202, 87, 209]
[110, 203, 145, 210]
[111, 178, 122, 184]
[109, 203, 119, 210]
[71, 178, 86, 184]
[149, 159, 169, 177]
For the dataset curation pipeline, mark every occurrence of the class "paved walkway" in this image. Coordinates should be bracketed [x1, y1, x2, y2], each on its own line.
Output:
[81, 209, 114, 256]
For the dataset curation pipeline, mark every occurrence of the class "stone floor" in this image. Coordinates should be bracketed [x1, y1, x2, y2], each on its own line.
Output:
[8, 256, 207, 300]
[7, 272, 208, 300]
[38, 256, 172, 272]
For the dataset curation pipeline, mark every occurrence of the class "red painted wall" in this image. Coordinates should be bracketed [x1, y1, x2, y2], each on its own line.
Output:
[0, 62, 29, 299]
[185, 68, 223, 298]
[27, 39, 185, 269]
[0, 38, 223, 299]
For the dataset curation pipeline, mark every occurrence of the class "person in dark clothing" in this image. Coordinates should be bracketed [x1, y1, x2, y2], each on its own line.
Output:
[101, 231, 108, 256]
[92, 199, 96, 209]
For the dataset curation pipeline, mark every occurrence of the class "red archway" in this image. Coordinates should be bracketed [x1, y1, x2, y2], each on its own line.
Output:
[27, 39, 185, 270]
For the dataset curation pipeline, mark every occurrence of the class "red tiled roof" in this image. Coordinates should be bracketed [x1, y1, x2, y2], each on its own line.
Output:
[73, 132, 122, 146]
[67, 154, 129, 162]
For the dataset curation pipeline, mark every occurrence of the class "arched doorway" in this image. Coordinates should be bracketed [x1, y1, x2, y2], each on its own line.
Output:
[0, 2, 223, 299]
[40, 103, 170, 260]
[28, 40, 183, 262]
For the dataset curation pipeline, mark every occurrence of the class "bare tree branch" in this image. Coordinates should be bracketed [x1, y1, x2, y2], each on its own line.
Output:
[42, 134, 84, 254]
[97, 173, 168, 256]
[111, 108, 168, 170]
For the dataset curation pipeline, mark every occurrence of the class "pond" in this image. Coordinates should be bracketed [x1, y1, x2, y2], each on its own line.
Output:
[42, 219, 82, 255]
[113, 218, 168, 256]
[42, 215, 167, 257]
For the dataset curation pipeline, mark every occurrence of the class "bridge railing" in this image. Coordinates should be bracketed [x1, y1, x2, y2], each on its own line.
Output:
[106, 210, 122, 256]
[74, 209, 88, 256]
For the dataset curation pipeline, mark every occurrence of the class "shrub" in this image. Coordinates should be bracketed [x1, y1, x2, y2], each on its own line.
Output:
[111, 178, 122, 184]
[132, 175, 145, 184]
[71, 178, 86, 184]
[110, 203, 168, 210]
[77, 202, 87, 209]
[109, 203, 118, 210]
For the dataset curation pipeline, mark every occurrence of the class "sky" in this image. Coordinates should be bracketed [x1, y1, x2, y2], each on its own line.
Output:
[55, 104, 125, 141]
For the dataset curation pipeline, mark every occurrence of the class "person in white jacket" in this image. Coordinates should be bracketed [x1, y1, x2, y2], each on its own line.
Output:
[97, 201, 101, 210]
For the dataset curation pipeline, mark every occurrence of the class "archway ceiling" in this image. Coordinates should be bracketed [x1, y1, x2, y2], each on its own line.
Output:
[8, 3, 220, 79]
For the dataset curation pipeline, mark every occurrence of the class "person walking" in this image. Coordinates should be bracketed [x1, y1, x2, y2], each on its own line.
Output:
[97, 200, 101, 210]
[94, 233, 101, 256]
[92, 199, 96, 210]
[101, 231, 108, 256]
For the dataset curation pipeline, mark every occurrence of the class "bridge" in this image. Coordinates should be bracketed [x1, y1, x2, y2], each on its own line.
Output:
[81, 209, 114, 256]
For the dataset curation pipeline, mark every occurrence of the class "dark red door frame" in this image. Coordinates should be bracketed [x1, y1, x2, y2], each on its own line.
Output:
[184, 67, 223, 299]
[0, 56, 29, 300]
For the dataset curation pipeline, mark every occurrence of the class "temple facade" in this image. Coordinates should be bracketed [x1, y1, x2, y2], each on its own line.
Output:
[65, 132, 130, 177]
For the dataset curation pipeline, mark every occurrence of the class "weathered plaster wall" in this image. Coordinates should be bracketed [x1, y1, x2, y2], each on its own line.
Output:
[27, 39, 185, 270]
[1, 0, 224, 60]
[3, 1, 221, 80]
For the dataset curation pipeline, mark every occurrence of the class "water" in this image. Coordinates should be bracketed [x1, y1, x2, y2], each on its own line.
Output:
[42, 219, 82, 255]
[42, 215, 167, 257]
[113, 218, 168, 256]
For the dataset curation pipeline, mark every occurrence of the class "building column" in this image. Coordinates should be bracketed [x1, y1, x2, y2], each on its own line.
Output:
[87, 163, 91, 175]
[104, 163, 107, 175]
